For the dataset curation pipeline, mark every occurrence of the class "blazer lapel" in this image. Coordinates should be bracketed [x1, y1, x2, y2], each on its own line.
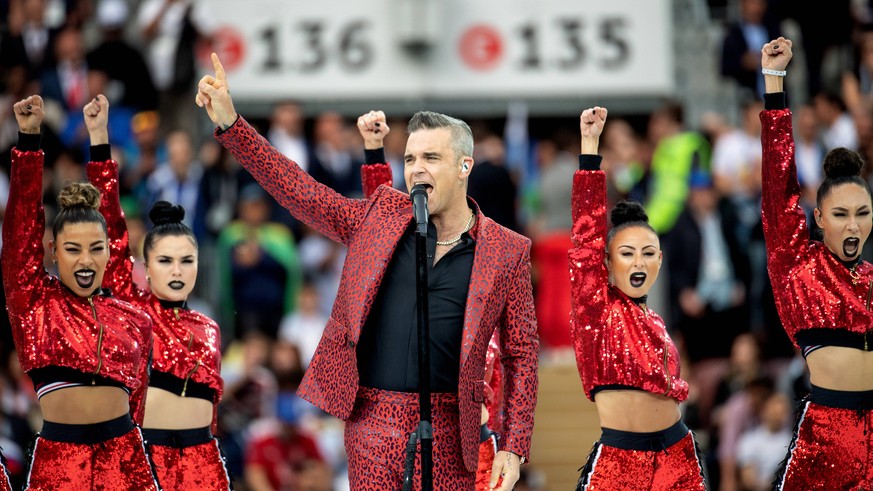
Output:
[460, 215, 500, 368]
[349, 193, 413, 342]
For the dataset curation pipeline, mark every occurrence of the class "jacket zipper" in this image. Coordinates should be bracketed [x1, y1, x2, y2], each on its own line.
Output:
[174, 307, 181, 320]
[864, 280, 870, 350]
[181, 360, 200, 397]
[643, 302, 672, 393]
[87, 295, 104, 383]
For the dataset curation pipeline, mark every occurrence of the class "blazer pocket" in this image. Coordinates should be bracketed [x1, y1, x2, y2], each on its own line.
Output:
[472, 379, 485, 403]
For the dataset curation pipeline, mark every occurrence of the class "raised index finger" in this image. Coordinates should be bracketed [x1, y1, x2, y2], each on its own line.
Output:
[211, 53, 226, 82]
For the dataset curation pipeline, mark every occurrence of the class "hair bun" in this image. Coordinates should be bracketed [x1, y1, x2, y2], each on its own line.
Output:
[149, 201, 185, 226]
[823, 148, 864, 179]
[57, 183, 101, 211]
[610, 200, 649, 227]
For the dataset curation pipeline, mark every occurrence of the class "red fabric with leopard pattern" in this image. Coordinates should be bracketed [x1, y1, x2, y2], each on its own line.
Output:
[216, 117, 539, 472]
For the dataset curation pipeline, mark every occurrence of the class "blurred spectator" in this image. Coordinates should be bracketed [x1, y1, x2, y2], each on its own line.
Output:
[645, 100, 712, 234]
[772, 0, 854, 96]
[712, 100, 762, 204]
[197, 140, 240, 239]
[136, 0, 214, 130]
[601, 118, 647, 203]
[716, 376, 774, 491]
[711, 99, 763, 248]
[720, 0, 780, 97]
[244, 392, 329, 491]
[713, 334, 766, 410]
[60, 68, 136, 157]
[143, 129, 205, 235]
[279, 281, 327, 368]
[297, 223, 345, 316]
[217, 184, 302, 339]
[527, 138, 574, 349]
[0, 0, 57, 77]
[39, 25, 87, 113]
[383, 117, 408, 190]
[267, 101, 312, 172]
[121, 110, 166, 197]
[468, 133, 520, 232]
[842, 27, 873, 110]
[268, 340, 305, 394]
[309, 112, 362, 197]
[736, 393, 792, 491]
[86, 0, 158, 112]
[665, 172, 750, 362]
[813, 91, 858, 151]
[793, 104, 825, 208]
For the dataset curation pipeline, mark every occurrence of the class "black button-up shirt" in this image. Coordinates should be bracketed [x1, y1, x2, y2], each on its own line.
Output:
[356, 217, 476, 393]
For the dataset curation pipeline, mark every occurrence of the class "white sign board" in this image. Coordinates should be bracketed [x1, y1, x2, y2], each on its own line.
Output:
[204, 0, 673, 100]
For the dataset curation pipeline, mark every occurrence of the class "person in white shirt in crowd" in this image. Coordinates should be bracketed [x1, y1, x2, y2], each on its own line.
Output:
[736, 392, 793, 491]
[278, 281, 328, 368]
[267, 101, 312, 173]
[813, 91, 859, 151]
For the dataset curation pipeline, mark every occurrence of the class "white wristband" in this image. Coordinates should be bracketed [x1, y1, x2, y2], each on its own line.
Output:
[762, 68, 787, 77]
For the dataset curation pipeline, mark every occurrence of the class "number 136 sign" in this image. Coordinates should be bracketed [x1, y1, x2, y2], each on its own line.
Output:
[205, 0, 672, 100]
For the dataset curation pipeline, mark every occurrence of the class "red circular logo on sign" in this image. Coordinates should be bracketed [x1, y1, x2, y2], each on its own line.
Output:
[197, 26, 246, 72]
[459, 25, 503, 71]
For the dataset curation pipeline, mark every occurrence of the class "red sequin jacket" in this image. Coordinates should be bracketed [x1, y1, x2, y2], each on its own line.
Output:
[569, 170, 688, 402]
[87, 159, 223, 431]
[2, 148, 153, 424]
[761, 108, 873, 348]
[215, 117, 539, 471]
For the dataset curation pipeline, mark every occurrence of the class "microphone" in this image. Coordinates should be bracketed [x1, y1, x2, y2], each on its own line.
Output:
[410, 184, 429, 235]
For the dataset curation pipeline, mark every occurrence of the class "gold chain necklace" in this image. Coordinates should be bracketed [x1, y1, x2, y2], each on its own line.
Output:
[436, 211, 475, 246]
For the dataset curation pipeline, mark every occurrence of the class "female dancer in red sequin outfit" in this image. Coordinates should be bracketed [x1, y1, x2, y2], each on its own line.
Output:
[82, 96, 231, 490]
[4, 95, 158, 490]
[760, 38, 873, 490]
[570, 107, 706, 491]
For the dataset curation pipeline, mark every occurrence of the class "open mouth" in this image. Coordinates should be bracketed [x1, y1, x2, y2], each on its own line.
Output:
[629, 272, 647, 288]
[74, 269, 96, 289]
[414, 182, 433, 193]
[168, 281, 185, 291]
[843, 237, 861, 258]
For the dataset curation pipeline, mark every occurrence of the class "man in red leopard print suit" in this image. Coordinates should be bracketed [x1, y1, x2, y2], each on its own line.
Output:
[196, 54, 538, 491]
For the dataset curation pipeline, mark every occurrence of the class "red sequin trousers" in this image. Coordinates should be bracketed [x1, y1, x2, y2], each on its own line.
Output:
[344, 388, 475, 490]
[775, 401, 873, 490]
[576, 431, 706, 490]
[25, 427, 159, 490]
[0, 456, 11, 491]
[145, 428, 232, 491]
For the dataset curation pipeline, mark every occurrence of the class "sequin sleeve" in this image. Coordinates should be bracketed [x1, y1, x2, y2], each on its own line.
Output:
[568, 170, 609, 396]
[2, 148, 50, 321]
[216, 117, 369, 246]
[87, 159, 145, 303]
[129, 330, 152, 425]
[760, 108, 809, 271]
[484, 332, 503, 433]
[362, 163, 393, 198]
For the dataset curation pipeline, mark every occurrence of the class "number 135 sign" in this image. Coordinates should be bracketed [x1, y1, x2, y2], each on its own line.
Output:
[206, 0, 672, 100]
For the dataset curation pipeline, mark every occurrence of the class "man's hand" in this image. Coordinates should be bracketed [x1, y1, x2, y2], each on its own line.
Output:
[356, 110, 389, 150]
[580, 106, 608, 155]
[761, 36, 793, 71]
[13, 95, 44, 134]
[489, 451, 520, 491]
[83, 95, 109, 145]
[195, 52, 238, 129]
